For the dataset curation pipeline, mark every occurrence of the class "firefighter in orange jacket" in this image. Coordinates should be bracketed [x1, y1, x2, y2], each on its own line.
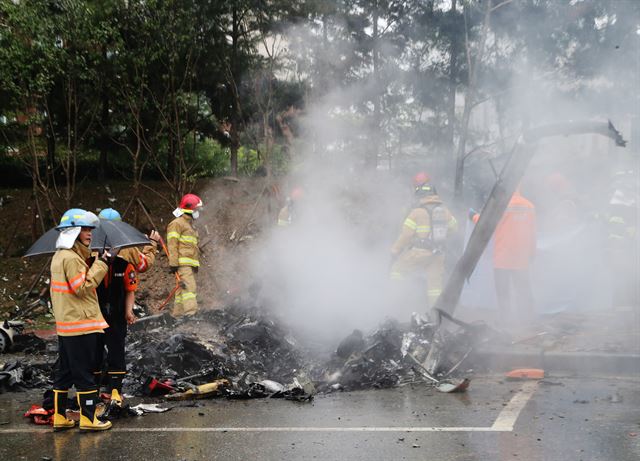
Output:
[94, 208, 142, 406]
[471, 188, 536, 323]
[167, 194, 203, 317]
[50, 209, 113, 432]
[390, 172, 458, 309]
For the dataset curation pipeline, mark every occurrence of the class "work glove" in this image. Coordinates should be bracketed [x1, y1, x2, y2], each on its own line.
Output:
[193, 267, 198, 274]
[97, 247, 120, 263]
[169, 266, 179, 274]
[468, 208, 478, 221]
[147, 230, 161, 246]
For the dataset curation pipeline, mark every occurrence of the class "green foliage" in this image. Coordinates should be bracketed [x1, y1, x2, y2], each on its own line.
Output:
[0, 0, 637, 193]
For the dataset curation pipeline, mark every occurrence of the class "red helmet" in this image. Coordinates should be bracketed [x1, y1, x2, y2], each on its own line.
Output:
[179, 193, 203, 211]
[412, 172, 430, 188]
[290, 187, 304, 201]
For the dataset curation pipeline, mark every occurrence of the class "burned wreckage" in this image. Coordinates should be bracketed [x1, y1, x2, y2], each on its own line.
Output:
[3, 121, 628, 414]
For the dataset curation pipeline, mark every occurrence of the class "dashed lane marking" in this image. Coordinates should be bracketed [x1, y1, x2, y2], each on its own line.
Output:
[491, 381, 539, 431]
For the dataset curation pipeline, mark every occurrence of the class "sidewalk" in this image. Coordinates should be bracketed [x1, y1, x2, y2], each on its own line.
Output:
[458, 306, 640, 375]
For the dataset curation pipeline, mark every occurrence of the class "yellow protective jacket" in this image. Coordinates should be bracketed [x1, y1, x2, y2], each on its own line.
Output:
[50, 241, 109, 336]
[277, 205, 292, 227]
[119, 241, 158, 273]
[167, 214, 199, 268]
[391, 195, 457, 257]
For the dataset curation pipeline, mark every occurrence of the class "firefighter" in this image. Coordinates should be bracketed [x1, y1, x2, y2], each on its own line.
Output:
[390, 172, 458, 309]
[95, 209, 140, 406]
[470, 187, 536, 325]
[50, 208, 113, 431]
[167, 194, 203, 317]
[605, 170, 638, 308]
[98, 208, 161, 273]
[277, 187, 303, 227]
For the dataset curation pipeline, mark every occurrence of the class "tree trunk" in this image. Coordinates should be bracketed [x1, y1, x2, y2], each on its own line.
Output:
[446, 0, 458, 168]
[367, 3, 380, 170]
[98, 81, 110, 181]
[453, 0, 492, 204]
[229, 6, 240, 178]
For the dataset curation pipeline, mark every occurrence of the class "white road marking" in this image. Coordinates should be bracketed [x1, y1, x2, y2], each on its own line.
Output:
[0, 426, 504, 433]
[0, 383, 538, 434]
[491, 381, 539, 431]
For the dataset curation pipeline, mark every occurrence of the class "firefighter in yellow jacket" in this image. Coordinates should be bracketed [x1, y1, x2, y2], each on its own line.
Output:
[277, 187, 303, 227]
[390, 172, 458, 309]
[50, 209, 113, 432]
[167, 194, 203, 317]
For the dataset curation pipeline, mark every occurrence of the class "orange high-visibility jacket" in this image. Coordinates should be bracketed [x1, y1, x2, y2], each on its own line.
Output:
[50, 241, 109, 336]
[474, 192, 536, 270]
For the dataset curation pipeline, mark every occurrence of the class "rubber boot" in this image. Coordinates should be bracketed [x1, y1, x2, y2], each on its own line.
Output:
[108, 373, 125, 406]
[77, 390, 112, 431]
[52, 389, 75, 431]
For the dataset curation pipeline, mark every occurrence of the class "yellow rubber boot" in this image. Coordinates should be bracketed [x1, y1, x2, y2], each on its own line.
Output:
[110, 389, 123, 406]
[52, 389, 75, 431]
[77, 390, 112, 431]
[108, 373, 125, 406]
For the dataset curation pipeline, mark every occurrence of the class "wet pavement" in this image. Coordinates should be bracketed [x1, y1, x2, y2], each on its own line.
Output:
[1, 374, 639, 460]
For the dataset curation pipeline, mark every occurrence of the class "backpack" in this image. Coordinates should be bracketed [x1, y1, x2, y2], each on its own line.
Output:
[426, 204, 449, 244]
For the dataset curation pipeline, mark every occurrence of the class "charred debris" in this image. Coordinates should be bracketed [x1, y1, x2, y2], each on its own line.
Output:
[1, 303, 500, 399]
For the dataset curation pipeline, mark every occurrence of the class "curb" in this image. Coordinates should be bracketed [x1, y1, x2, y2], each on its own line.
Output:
[474, 347, 640, 376]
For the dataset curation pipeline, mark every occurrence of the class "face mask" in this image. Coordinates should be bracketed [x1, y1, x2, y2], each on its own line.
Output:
[192, 210, 200, 220]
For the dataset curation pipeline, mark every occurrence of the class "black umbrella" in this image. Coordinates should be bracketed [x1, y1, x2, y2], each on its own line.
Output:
[24, 219, 151, 257]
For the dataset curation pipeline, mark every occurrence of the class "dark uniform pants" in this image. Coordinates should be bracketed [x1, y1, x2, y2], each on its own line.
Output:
[98, 323, 127, 373]
[53, 333, 101, 391]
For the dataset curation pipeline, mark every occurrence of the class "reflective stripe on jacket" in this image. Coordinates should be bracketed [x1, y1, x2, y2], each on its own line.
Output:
[167, 215, 200, 267]
[50, 241, 109, 336]
[119, 241, 158, 273]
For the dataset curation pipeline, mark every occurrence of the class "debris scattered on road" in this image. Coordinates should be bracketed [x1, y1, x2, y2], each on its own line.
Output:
[130, 403, 170, 414]
[505, 368, 545, 380]
[0, 360, 51, 392]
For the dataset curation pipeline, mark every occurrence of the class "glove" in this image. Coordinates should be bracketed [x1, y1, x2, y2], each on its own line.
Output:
[193, 267, 198, 274]
[169, 266, 179, 274]
[148, 230, 161, 246]
[97, 247, 120, 263]
[468, 208, 478, 221]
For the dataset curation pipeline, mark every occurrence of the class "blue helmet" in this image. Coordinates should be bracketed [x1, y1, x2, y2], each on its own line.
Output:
[57, 208, 100, 229]
[98, 208, 122, 221]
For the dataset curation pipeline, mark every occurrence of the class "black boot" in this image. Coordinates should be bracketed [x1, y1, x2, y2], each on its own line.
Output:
[77, 390, 112, 431]
[52, 389, 75, 431]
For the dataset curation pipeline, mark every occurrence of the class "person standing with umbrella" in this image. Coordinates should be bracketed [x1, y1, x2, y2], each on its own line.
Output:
[93, 208, 143, 408]
[50, 208, 113, 432]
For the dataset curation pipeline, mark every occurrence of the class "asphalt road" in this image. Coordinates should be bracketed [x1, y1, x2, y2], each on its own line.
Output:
[1, 375, 639, 460]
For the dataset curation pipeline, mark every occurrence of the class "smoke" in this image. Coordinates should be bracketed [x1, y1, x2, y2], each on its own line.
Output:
[253, 93, 412, 342]
[251, 1, 639, 346]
